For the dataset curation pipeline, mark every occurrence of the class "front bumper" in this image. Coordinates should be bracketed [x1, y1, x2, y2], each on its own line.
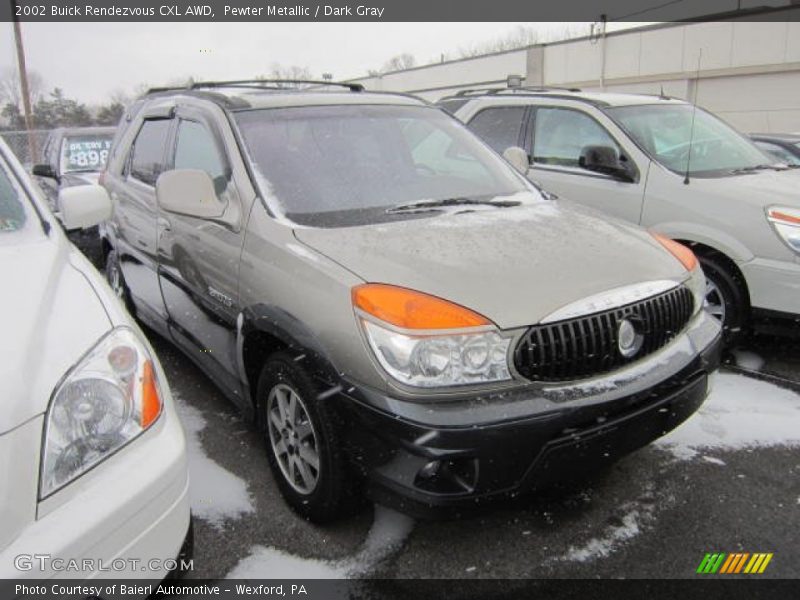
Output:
[0, 392, 190, 581]
[335, 311, 722, 517]
[741, 256, 800, 317]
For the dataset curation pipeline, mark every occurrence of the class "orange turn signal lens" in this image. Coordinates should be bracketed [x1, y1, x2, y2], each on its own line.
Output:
[768, 209, 800, 225]
[141, 360, 162, 428]
[353, 283, 490, 330]
[652, 233, 698, 272]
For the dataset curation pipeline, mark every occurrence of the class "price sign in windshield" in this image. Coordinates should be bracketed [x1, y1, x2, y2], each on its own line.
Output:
[62, 137, 113, 172]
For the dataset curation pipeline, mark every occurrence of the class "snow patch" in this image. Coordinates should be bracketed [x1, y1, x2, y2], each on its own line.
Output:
[176, 397, 255, 528]
[731, 350, 765, 372]
[701, 456, 726, 466]
[226, 505, 414, 579]
[558, 506, 653, 563]
[655, 373, 800, 460]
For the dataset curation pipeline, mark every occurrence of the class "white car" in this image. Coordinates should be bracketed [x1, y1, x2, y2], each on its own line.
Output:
[444, 88, 800, 341]
[0, 138, 191, 581]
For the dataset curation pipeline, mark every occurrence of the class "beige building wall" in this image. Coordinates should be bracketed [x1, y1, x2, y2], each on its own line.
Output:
[351, 10, 800, 133]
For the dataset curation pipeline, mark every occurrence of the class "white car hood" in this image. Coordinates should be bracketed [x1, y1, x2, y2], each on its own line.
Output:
[0, 236, 111, 435]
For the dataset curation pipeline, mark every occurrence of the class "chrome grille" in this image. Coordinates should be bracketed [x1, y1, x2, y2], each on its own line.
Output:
[514, 285, 694, 382]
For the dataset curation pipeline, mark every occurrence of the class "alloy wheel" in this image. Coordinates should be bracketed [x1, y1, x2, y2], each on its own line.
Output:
[703, 277, 726, 323]
[266, 383, 320, 495]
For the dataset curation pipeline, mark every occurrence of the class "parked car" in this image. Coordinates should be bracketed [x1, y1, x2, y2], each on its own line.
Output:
[750, 133, 800, 166]
[93, 80, 721, 521]
[32, 126, 115, 266]
[0, 138, 191, 579]
[443, 87, 800, 339]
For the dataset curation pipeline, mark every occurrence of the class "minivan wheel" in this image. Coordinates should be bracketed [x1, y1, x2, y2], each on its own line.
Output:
[698, 253, 747, 341]
[257, 352, 354, 522]
[105, 249, 134, 313]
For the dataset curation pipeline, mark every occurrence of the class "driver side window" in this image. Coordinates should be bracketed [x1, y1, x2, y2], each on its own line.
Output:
[531, 108, 618, 169]
[174, 120, 228, 188]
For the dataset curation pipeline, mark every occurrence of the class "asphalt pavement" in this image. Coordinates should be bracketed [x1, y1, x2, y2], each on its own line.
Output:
[144, 329, 800, 582]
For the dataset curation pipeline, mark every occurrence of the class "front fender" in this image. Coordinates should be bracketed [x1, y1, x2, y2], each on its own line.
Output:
[651, 221, 755, 264]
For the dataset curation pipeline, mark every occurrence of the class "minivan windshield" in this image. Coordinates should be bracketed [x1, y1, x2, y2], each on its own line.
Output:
[607, 104, 776, 177]
[0, 155, 34, 239]
[234, 104, 535, 227]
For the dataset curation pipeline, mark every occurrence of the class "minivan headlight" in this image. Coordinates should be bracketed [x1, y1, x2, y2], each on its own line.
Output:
[767, 207, 800, 253]
[353, 284, 512, 388]
[40, 327, 163, 498]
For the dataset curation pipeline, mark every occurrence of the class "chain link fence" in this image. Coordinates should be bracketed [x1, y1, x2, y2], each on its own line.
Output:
[0, 129, 52, 166]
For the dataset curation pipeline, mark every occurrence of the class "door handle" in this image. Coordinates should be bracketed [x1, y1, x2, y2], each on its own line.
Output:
[157, 217, 172, 232]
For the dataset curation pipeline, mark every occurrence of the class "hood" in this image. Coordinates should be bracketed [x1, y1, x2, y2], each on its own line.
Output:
[688, 167, 800, 208]
[294, 201, 689, 329]
[0, 234, 111, 435]
[61, 171, 101, 187]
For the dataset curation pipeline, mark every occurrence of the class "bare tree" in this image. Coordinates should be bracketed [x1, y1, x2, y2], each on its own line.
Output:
[381, 53, 416, 73]
[0, 66, 45, 109]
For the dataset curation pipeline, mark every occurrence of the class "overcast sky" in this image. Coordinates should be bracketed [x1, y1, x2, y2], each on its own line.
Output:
[0, 22, 609, 104]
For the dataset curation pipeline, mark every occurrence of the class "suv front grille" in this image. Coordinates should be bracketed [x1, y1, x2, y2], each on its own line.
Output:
[513, 285, 694, 382]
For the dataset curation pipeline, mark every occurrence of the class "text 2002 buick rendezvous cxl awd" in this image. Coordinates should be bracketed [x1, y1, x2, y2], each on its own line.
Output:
[84, 81, 721, 521]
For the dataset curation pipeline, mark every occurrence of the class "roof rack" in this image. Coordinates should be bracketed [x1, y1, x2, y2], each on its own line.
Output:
[453, 85, 581, 97]
[193, 79, 364, 92]
[145, 79, 364, 96]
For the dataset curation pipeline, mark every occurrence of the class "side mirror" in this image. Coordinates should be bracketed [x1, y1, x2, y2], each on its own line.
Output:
[156, 169, 226, 219]
[578, 145, 634, 182]
[32, 164, 57, 179]
[503, 146, 529, 175]
[59, 185, 112, 230]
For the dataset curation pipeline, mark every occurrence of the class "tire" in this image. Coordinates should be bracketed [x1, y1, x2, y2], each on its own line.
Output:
[257, 352, 354, 522]
[105, 249, 135, 314]
[698, 253, 748, 342]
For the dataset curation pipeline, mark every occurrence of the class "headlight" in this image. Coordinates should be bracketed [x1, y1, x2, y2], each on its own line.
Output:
[40, 327, 163, 498]
[353, 284, 512, 388]
[767, 207, 800, 253]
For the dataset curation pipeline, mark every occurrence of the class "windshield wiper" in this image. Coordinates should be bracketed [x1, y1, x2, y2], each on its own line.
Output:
[385, 197, 521, 214]
[730, 164, 788, 174]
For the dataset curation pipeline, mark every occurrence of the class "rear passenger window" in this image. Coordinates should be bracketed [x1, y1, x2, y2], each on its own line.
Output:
[533, 108, 618, 168]
[129, 119, 171, 186]
[467, 107, 526, 155]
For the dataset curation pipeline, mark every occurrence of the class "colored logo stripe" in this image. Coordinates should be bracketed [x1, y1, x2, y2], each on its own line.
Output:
[697, 552, 773, 574]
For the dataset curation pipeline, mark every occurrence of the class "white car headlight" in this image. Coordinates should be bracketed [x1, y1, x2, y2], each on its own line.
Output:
[767, 206, 800, 253]
[40, 327, 164, 498]
[353, 284, 512, 388]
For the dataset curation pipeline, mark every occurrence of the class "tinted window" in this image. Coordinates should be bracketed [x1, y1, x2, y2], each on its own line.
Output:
[467, 107, 526, 154]
[753, 141, 800, 166]
[174, 120, 227, 181]
[533, 108, 617, 168]
[436, 98, 469, 115]
[129, 119, 171, 185]
[235, 104, 534, 228]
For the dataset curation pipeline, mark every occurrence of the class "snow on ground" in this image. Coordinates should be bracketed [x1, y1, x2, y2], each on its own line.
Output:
[226, 505, 415, 579]
[655, 373, 800, 460]
[554, 483, 662, 564]
[731, 349, 765, 371]
[175, 396, 256, 528]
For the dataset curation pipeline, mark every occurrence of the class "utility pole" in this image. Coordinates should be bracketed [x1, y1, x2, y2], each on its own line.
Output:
[12, 4, 38, 162]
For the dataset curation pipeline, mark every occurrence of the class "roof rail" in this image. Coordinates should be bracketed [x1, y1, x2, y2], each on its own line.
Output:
[452, 85, 581, 97]
[144, 79, 364, 96]
[191, 79, 364, 92]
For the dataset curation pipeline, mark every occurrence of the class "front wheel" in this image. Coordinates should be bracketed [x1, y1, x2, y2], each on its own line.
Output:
[105, 249, 135, 314]
[257, 352, 354, 522]
[698, 253, 747, 342]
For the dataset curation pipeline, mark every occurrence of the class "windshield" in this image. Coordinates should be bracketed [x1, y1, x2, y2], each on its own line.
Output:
[60, 134, 113, 174]
[0, 154, 35, 239]
[607, 104, 775, 177]
[234, 104, 534, 227]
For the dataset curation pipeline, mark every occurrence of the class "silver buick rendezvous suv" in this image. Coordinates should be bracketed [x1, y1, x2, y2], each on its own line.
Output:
[74, 80, 720, 521]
